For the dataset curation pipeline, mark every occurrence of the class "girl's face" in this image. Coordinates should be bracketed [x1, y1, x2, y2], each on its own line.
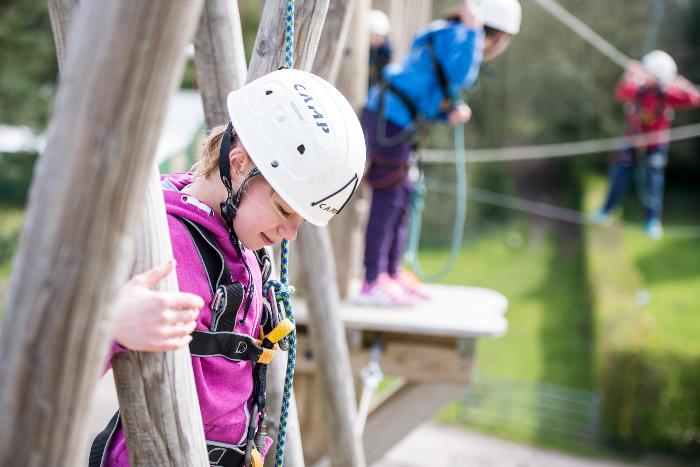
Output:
[228, 146, 304, 250]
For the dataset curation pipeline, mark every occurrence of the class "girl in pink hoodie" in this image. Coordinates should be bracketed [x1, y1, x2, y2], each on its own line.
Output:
[92, 69, 366, 467]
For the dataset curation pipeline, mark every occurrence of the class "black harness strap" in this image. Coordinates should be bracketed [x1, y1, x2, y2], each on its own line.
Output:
[88, 411, 120, 467]
[189, 330, 267, 363]
[179, 217, 244, 333]
[425, 30, 454, 107]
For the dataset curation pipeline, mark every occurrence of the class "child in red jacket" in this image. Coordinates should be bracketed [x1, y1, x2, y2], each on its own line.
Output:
[594, 50, 700, 239]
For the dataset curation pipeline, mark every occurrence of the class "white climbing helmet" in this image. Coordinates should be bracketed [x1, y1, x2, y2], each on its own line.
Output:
[368, 9, 391, 36]
[227, 69, 366, 227]
[478, 0, 522, 35]
[642, 50, 677, 86]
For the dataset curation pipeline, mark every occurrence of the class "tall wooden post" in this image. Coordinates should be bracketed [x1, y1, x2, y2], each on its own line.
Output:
[0, 1, 206, 465]
[374, 0, 433, 62]
[193, 0, 248, 128]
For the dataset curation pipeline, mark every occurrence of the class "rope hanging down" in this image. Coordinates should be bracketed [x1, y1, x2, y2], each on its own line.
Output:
[405, 125, 468, 280]
[264, 2, 297, 466]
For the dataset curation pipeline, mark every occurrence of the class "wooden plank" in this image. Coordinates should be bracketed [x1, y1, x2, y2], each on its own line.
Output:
[362, 382, 467, 464]
[0, 1, 207, 465]
[293, 284, 508, 338]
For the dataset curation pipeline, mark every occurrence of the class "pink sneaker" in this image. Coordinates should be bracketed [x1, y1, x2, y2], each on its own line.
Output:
[355, 273, 414, 307]
[392, 269, 431, 300]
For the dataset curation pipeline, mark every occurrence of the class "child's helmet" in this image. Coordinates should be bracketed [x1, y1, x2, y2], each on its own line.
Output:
[227, 69, 366, 226]
[480, 0, 522, 35]
[642, 50, 677, 86]
[368, 9, 391, 36]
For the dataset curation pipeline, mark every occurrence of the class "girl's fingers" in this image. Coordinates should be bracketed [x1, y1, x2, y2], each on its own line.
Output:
[130, 260, 176, 288]
[164, 291, 204, 310]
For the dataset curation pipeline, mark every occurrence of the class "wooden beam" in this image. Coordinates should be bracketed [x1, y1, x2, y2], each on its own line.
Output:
[362, 382, 466, 464]
[296, 224, 366, 467]
[0, 1, 207, 465]
[295, 335, 475, 384]
[193, 0, 247, 128]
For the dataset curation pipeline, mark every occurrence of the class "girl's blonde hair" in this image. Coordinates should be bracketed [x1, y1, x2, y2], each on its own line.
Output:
[191, 123, 238, 178]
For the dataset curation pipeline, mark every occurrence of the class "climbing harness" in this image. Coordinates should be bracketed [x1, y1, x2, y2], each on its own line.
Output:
[405, 124, 468, 281]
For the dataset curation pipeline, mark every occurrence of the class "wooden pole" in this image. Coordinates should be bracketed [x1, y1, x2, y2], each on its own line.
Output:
[311, 0, 358, 85]
[193, 0, 248, 128]
[0, 1, 207, 465]
[374, 0, 433, 62]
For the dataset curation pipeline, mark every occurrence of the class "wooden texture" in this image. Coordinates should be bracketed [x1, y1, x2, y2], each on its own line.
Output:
[362, 382, 466, 463]
[193, 0, 247, 128]
[248, 0, 329, 80]
[47, 0, 78, 72]
[111, 166, 208, 466]
[296, 223, 366, 467]
[311, 0, 357, 85]
[295, 335, 475, 384]
[0, 1, 206, 465]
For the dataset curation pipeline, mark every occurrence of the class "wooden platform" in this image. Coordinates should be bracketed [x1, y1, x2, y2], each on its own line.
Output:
[290, 284, 509, 465]
[292, 284, 508, 338]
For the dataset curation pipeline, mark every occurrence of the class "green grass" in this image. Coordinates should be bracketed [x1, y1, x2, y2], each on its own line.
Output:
[0, 204, 25, 315]
[584, 176, 700, 357]
[414, 221, 594, 389]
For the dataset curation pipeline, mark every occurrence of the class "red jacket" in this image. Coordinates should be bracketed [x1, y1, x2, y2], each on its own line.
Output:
[616, 77, 700, 147]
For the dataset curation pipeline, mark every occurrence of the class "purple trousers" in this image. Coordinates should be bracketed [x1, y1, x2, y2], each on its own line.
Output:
[362, 108, 416, 282]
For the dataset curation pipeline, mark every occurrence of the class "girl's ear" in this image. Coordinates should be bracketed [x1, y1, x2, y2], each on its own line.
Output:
[228, 145, 252, 179]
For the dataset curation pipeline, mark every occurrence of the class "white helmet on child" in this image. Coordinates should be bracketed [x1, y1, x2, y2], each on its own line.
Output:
[368, 9, 391, 36]
[227, 69, 366, 227]
[642, 50, 677, 86]
[479, 0, 522, 35]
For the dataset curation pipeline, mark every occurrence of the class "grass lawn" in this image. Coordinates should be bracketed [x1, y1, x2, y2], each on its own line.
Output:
[414, 221, 594, 389]
[0, 204, 25, 315]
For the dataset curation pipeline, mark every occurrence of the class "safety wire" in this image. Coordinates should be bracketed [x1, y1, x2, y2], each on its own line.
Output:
[262, 2, 297, 466]
[405, 124, 468, 280]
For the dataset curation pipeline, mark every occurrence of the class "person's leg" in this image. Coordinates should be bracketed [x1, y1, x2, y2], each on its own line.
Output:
[601, 146, 636, 214]
[643, 146, 668, 238]
[363, 187, 399, 283]
[387, 181, 414, 277]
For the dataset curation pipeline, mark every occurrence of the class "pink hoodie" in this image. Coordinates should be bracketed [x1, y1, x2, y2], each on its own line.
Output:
[103, 173, 268, 466]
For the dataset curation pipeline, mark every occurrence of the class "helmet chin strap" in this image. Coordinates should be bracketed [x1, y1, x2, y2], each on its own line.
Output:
[218, 121, 260, 234]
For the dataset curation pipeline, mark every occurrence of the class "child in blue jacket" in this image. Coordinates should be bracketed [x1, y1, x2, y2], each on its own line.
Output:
[358, 0, 521, 306]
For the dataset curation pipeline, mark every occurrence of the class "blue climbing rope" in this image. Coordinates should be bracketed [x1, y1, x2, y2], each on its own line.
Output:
[405, 124, 468, 281]
[263, 2, 297, 466]
[263, 240, 296, 467]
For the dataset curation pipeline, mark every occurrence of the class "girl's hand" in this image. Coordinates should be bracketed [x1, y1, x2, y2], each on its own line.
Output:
[459, 2, 484, 29]
[113, 261, 204, 352]
[448, 102, 472, 126]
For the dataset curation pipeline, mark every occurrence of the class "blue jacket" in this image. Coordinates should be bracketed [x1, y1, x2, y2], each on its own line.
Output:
[366, 19, 484, 128]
